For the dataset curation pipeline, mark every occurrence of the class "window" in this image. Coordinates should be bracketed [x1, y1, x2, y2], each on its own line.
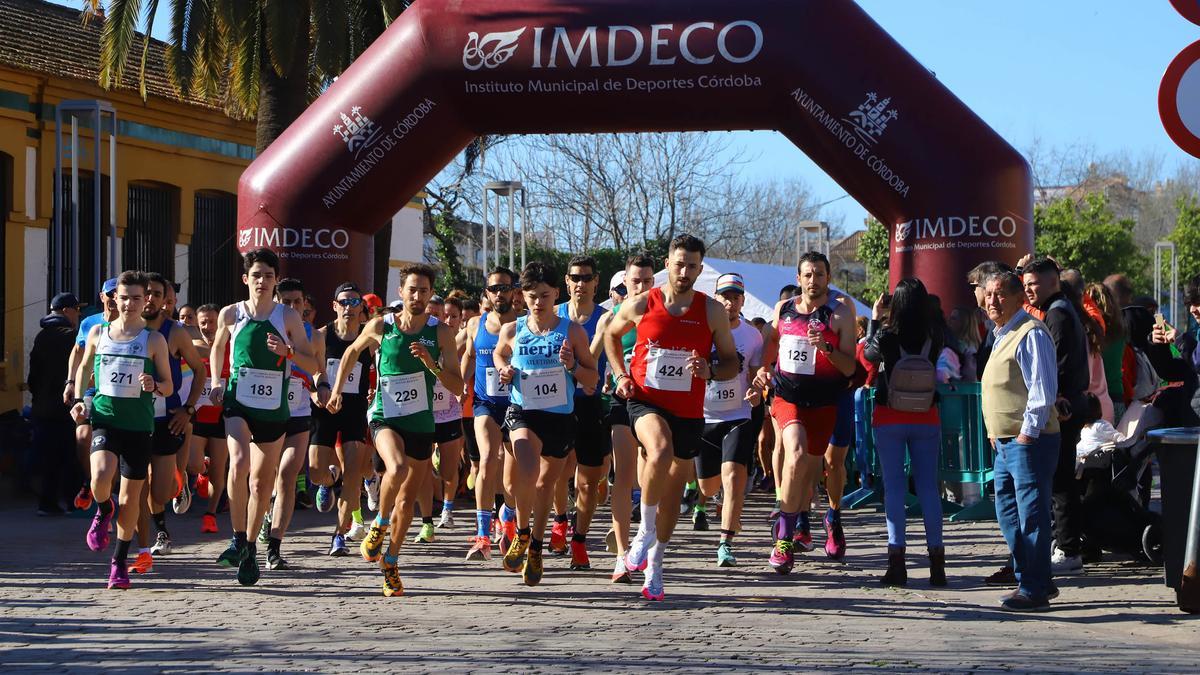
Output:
[188, 191, 240, 307]
[124, 182, 179, 280]
[54, 169, 111, 303]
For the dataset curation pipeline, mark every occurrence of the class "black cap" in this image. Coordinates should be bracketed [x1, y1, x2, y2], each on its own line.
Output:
[50, 292, 82, 311]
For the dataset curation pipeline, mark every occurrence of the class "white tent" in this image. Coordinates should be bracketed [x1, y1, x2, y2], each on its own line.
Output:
[638, 257, 870, 320]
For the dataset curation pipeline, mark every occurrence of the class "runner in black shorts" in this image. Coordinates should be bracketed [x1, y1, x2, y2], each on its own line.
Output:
[190, 303, 229, 536]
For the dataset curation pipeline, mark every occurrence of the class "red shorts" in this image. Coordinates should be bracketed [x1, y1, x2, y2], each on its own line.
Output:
[770, 399, 837, 456]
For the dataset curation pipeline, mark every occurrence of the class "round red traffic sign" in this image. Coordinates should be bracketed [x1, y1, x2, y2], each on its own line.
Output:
[1160, 40, 1200, 158]
[1171, 0, 1200, 26]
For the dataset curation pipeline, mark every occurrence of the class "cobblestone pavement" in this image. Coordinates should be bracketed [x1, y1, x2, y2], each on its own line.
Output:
[1, 491, 1197, 674]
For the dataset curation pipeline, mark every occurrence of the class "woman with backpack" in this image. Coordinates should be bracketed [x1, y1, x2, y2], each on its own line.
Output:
[864, 278, 946, 587]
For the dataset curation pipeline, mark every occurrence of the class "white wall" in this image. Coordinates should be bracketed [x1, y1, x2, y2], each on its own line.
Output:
[21, 226, 48, 408]
[386, 206, 425, 302]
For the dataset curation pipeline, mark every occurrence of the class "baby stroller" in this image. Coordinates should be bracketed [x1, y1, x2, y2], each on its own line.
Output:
[1077, 400, 1164, 564]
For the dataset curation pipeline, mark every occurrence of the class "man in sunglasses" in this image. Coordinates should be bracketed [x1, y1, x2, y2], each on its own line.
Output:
[550, 256, 609, 570]
[64, 277, 120, 512]
[461, 267, 520, 561]
[309, 283, 374, 557]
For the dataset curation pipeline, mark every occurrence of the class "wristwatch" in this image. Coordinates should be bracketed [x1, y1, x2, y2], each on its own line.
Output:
[185, 404, 196, 417]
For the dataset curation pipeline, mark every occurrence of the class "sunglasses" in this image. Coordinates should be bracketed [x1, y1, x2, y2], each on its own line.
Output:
[486, 284, 513, 293]
[568, 273, 596, 283]
[336, 297, 363, 307]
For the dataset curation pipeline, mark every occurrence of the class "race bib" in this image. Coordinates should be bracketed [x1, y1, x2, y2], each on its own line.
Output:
[432, 381, 453, 412]
[485, 367, 511, 398]
[644, 347, 692, 392]
[381, 372, 429, 418]
[327, 358, 363, 395]
[98, 356, 142, 398]
[288, 376, 311, 416]
[520, 368, 570, 411]
[706, 379, 741, 411]
[779, 335, 817, 376]
[197, 378, 223, 408]
[235, 367, 285, 410]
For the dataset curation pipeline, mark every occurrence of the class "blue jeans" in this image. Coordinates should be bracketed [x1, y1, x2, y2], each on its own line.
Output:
[874, 423, 943, 548]
[993, 434, 1060, 600]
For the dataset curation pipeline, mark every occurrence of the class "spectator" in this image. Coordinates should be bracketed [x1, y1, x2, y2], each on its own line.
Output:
[1159, 274, 1200, 420]
[1022, 257, 1089, 575]
[948, 306, 981, 382]
[864, 279, 946, 588]
[979, 271, 1061, 611]
[28, 292, 83, 515]
[967, 261, 1013, 374]
[1087, 282, 1127, 421]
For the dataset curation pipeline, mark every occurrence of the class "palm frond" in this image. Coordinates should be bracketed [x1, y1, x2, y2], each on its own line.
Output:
[262, 0, 303, 78]
[97, 0, 144, 91]
[310, 0, 348, 75]
[135, 0, 161, 100]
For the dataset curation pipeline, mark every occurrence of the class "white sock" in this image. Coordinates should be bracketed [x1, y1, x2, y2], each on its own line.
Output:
[640, 503, 658, 534]
[649, 538, 666, 568]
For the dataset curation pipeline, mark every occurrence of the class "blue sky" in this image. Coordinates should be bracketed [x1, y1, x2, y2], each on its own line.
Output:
[52, 0, 1200, 233]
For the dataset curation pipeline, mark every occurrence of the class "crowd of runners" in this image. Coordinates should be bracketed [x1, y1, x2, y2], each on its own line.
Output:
[63, 234, 876, 600]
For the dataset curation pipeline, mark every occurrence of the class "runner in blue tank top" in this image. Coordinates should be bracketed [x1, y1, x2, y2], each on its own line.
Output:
[493, 262, 598, 587]
[460, 267, 520, 562]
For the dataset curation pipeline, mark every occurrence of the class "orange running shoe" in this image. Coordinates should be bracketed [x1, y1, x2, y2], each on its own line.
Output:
[195, 474, 210, 500]
[465, 535, 492, 562]
[569, 540, 591, 571]
[129, 551, 154, 574]
[549, 519, 569, 554]
[174, 469, 185, 499]
[73, 484, 93, 511]
[201, 513, 218, 534]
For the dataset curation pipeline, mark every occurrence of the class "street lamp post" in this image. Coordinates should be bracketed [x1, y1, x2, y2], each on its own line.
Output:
[482, 181, 527, 274]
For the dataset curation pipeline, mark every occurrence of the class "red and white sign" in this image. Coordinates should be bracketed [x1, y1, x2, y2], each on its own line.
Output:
[1171, 0, 1200, 26]
[1160, 40, 1200, 158]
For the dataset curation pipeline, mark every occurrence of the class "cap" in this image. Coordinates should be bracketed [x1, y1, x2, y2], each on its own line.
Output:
[609, 270, 626, 291]
[430, 295, 444, 304]
[715, 273, 745, 295]
[101, 278, 118, 295]
[50, 292, 82, 311]
[388, 299, 404, 311]
[363, 294, 384, 311]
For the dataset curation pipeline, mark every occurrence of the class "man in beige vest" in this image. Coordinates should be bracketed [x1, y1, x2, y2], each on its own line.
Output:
[980, 271, 1061, 612]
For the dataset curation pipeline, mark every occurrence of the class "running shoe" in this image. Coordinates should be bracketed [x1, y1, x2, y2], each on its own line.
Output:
[522, 548, 544, 586]
[502, 533, 531, 573]
[237, 543, 260, 586]
[258, 509, 272, 545]
[769, 539, 796, 575]
[267, 547, 287, 571]
[108, 558, 131, 589]
[605, 528, 617, 554]
[86, 500, 114, 552]
[216, 538, 240, 567]
[500, 520, 517, 554]
[624, 529, 652, 573]
[641, 563, 665, 601]
[793, 528, 815, 553]
[824, 511, 846, 560]
[611, 557, 633, 584]
[692, 509, 710, 531]
[174, 469, 185, 499]
[346, 520, 366, 541]
[768, 501, 782, 522]
[465, 535, 492, 562]
[294, 489, 313, 511]
[74, 484, 94, 511]
[436, 510, 455, 530]
[361, 524, 387, 562]
[173, 480, 192, 515]
[569, 540, 591, 571]
[466, 472, 476, 492]
[129, 551, 154, 574]
[432, 448, 441, 475]
[549, 520, 569, 554]
[150, 531, 172, 556]
[316, 465, 340, 513]
[364, 475, 381, 512]
[382, 563, 404, 597]
[414, 523, 436, 544]
[201, 513, 218, 534]
[196, 459, 211, 499]
[329, 533, 350, 556]
[680, 487, 699, 515]
[717, 542, 737, 567]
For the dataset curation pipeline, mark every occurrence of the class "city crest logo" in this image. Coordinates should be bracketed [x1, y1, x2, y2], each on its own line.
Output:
[845, 92, 899, 146]
[333, 106, 382, 158]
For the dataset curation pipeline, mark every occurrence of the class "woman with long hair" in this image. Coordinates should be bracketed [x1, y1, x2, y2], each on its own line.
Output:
[863, 278, 946, 587]
[1086, 282, 1127, 421]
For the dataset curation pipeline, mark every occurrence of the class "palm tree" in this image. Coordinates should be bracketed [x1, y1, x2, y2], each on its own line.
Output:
[87, 0, 410, 152]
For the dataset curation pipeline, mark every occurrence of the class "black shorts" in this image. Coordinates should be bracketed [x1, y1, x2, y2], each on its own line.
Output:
[435, 419, 464, 444]
[368, 421, 436, 462]
[605, 395, 631, 427]
[696, 414, 762, 480]
[573, 395, 611, 468]
[628, 399, 704, 461]
[193, 418, 225, 440]
[286, 416, 312, 437]
[91, 426, 153, 480]
[311, 396, 368, 446]
[224, 409, 287, 444]
[505, 404, 576, 460]
[830, 389, 855, 447]
[464, 416, 481, 462]
[152, 418, 186, 457]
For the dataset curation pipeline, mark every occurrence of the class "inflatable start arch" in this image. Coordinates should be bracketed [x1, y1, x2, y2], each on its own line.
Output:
[237, 0, 1032, 309]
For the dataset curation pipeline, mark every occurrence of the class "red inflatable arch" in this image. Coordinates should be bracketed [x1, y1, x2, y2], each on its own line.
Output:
[237, 0, 1032, 310]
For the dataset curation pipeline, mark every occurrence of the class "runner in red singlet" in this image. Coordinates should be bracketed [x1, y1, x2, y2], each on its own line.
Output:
[605, 235, 738, 601]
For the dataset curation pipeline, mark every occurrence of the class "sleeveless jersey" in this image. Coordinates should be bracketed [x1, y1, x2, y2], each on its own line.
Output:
[772, 298, 847, 408]
[473, 313, 511, 405]
[371, 314, 438, 432]
[556, 303, 607, 398]
[629, 288, 713, 419]
[705, 319, 764, 423]
[424, 317, 463, 423]
[195, 342, 229, 425]
[509, 315, 575, 414]
[91, 323, 155, 433]
[225, 302, 291, 422]
[323, 321, 371, 400]
[286, 322, 315, 418]
[152, 320, 184, 420]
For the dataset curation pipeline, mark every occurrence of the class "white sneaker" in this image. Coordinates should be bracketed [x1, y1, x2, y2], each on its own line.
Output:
[624, 528, 654, 571]
[346, 520, 366, 541]
[437, 510, 454, 529]
[150, 530, 172, 555]
[364, 475, 380, 512]
[1051, 547, 1083, 575]
[172, 481, 192, 515]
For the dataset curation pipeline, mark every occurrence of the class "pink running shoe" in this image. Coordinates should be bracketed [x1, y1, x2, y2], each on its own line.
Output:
[824, 511, 847, 560]
[108, 559, 131, 589]
[87, 500, 115, 552]
[769, 539, 796, 575]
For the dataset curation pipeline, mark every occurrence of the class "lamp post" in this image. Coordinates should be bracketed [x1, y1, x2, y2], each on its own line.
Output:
[481, 181, 528, 273]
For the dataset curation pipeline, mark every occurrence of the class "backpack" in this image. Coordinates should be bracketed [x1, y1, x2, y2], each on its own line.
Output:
[885, 338, 937, 412]
[1130, 346, 1160, 401]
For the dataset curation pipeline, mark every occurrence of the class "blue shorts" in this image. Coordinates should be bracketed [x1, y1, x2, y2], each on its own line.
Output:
[473, 399, 509, 427]
[830, 389, 856, 448]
